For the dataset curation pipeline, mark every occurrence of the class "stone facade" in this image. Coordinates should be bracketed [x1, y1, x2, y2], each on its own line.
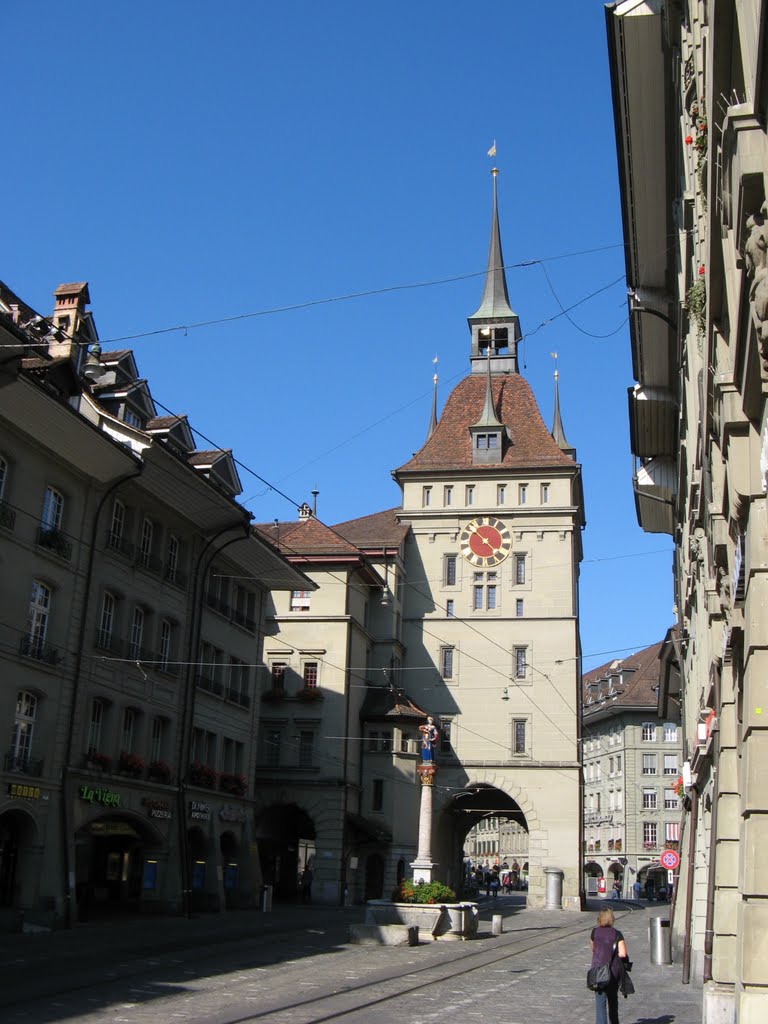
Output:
[0, 283, 311, 927]
[606, 1, 768, 1019]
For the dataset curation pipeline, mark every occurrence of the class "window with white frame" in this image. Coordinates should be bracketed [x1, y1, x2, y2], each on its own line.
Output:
[663, 754, 678, 775]
[298, 730, 314, 768]
[443, 485, 453, 506]
[642, 753, 657, 775]
[616, 789, 623, 810]
[87, 699, 105, 754]
[228, 656, 248, 702]
[270, 662, 287, 691]
[664, 788, 679, 809]
[444, 554, 457, 586]
[595, 761, 602, 781]
[11, 691, 37, 766]
[643, 822, 658, 847]
[641, 722, 657, 742]
[440, 719, 452, 754]
[290, 590, 311, 612]
[609, 757, 614, 775]
[642, 788, 657, 809]
[139, 518, 154, 567]
[465, 485, 475, 506]
[513, 719, 527, 755]
[440, 646, 455, 680]
[166, 533, 180, 582]
[159, 619, 173, 670]
[129, 607, 144, 659]
[514, 646, 527, 679]
[303, 662, 319, 689]
[608, 790, 615, 812]
[422, 486, 432, 507]
[518, 483, 528, 505]
[497, 484, 506, 505]
[41, 486, 63, 531]
[109, 499, 125, 547]
[150, 717, 166, 763]
[541, 483, 550, 504]
[98, 592, 116, 649]
[121, 707, 136, 753]
[514, 553, 526, 585]
[446, 599, 455, 617]
[473, 571, 498, 610]
[26, 580, 51, 649]
[264, 728, 281, 767]
[616, 754, 622, 771]
[663, 723, 678, 742]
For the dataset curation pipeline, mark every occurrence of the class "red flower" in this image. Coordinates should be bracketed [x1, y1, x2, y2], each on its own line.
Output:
[685, 135, 693, 145]
[698, 265, 706, 276]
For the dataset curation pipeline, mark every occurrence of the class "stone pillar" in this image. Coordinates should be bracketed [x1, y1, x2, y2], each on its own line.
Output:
[411, 763, 438, 883]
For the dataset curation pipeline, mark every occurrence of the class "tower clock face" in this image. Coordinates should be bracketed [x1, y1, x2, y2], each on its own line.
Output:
[459, 516, 512, 567]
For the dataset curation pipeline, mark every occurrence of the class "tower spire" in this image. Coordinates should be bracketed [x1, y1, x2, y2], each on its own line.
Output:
[426, 357, 439, 440]
[551, 355, 576, 459]
[467, 168, 522, 374]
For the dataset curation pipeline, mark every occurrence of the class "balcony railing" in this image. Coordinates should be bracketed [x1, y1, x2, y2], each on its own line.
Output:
[19, 634, 59, 665]
[0, 501, 16, 530]
[164, 564, 187, 589]
[95, 629, 122, 652]
[4, 752, 44, 776]
[106, 531, 134, 559]
[196, 672, 224, 697]
[136, 550, 162, 575]
[37, 526, 72, 560]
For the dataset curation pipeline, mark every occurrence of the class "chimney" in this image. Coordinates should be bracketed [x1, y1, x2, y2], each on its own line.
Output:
[50, 282, 90, 361]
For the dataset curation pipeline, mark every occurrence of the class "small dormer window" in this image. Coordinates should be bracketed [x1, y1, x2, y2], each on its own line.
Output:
[476, 433, 499, 450]
[124, 408, 142, 428]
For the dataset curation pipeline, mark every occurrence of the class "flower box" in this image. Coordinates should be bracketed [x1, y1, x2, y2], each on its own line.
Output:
[219, 772, 247, 797]
[85, 751, 112, 771]
[149, 760, 172, 783]
[119, 752, 145, 777]
[188, 762, 217, 788]
[296, 686, 323, 702]
[261, 687, 286, 703]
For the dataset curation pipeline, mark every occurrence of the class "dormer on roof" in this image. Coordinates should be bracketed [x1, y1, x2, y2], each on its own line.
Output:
[146, 414, 195, 453]
[469, 348, 507, 464]
[468, 169, 521, 375]
[188, 449, 243, 497]
[99, 350, 140, 386]
[92, 377, 156, 429]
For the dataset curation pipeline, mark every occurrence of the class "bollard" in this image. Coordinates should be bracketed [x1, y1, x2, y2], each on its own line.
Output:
[492, 914, 503, 936]
[649, 916, 671, 964]
[544, 867, 564, 910]
[260, 884, 273, 913]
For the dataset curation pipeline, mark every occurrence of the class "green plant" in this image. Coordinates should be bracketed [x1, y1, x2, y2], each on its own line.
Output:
[685, 279, 707, 338]
[392, 879, 457, 904]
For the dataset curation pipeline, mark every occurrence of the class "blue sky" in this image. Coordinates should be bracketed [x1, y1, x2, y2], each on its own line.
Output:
[3, 1, 673, 669]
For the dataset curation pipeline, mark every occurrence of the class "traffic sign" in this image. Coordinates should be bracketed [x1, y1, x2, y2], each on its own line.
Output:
[660, 849, 680, 870]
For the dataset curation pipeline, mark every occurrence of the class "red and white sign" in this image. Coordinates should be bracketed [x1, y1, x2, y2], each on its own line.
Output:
[660, 849, 680, 871]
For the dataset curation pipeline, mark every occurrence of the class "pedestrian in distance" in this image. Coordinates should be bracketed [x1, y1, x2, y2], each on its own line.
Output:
[300, 866, 313, 904]
[611, 879, 621, 900]
[632, 879, 642, 901]
[589, 907, 629, 1024]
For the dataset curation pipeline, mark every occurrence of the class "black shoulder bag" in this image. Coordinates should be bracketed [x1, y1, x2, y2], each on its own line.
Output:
[587, 941, 617, 991]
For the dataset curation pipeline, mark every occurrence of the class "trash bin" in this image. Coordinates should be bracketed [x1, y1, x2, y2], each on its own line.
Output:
[260, 884, 273, 913]
[649, 916, 672, 964]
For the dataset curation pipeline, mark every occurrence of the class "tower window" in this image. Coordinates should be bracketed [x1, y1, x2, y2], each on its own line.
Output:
[446, 599, 454, 617]
[440, 646, 455, 679]
[473, 571, 497, 610]
[497, 484, 506, 505]
[518, 484, 528, 505]
[541, 483, 550, 504]
[443, 485, 453, 506]
[515, 554, 526, 585]
[444, 555, 457, 586]
[514, 646, 527, 679]
[516, 599, 524, 617]
[422, 486, 432, 507]
[465, 485, 475, 506]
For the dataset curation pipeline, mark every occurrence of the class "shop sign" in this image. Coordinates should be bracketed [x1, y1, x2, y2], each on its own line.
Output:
[8, 783, 46, 801]
[79, 784, 121, 807]
[143, 797, 173, 821]
[220, 804, 246, 823]
[189, 800, 210, 821]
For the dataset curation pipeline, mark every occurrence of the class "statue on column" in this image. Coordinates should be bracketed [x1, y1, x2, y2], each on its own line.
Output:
[419, 716, 439, 762]
[744, 206, 768, 363]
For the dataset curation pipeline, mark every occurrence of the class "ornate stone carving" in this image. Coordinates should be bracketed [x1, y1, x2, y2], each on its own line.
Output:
[744, 206, 768, 361]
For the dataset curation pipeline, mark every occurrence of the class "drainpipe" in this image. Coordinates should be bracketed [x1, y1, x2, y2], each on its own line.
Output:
[681, 784, 699, 984]
[175, 518, 251, 918]
[702, 669, 721, 982]
[60, 466, 143, 928]
[339, 577, 354, 906]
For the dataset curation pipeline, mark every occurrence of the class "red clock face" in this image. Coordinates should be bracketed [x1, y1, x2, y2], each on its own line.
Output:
[460, 517, 511, 567]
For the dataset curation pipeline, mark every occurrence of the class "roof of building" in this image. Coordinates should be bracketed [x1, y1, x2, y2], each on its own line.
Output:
[582, 640, 665, 712]
[254, 515, 363, 557]
[360, 685, 430, 721]
[395, 373, 575, 474]
[333, 507, 409, 549]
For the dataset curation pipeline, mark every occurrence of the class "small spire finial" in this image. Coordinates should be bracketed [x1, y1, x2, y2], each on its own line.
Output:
[426, 357, 439, 440]
[551, 354, 575, 458]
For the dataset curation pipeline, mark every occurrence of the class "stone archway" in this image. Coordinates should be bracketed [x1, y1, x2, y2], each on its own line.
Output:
[0, 808, 38, 910]
[254, 803, 316, 902]
[436, 781, 533, 895]
[75, 811, 164, 919]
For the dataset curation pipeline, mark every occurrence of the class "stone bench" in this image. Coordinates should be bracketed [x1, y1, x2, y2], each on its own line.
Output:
[348, 923, 419, 946]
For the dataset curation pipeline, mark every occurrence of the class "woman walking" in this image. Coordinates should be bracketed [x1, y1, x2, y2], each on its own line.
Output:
[590, 907, 628, 1024]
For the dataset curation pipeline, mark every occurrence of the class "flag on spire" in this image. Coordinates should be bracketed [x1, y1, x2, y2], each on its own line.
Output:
[487, 140, 497, 157]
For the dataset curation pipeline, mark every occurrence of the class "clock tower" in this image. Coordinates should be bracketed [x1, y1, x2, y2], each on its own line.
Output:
[392, 170, 585, 909]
